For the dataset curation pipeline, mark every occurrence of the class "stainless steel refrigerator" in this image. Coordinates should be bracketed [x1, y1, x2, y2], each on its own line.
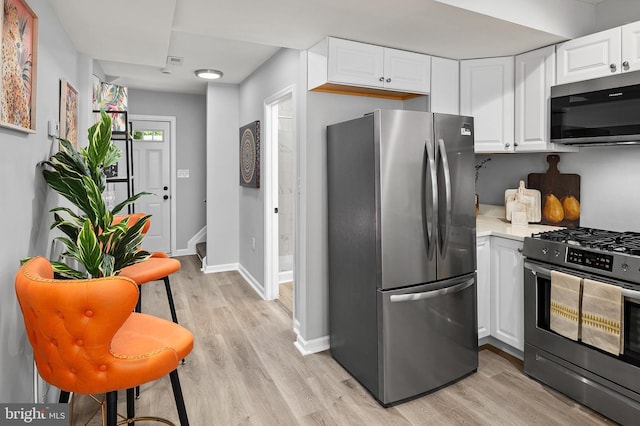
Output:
[327, 109, 478, 406]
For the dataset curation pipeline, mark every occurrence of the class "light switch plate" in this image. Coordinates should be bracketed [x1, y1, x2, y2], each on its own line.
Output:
[177, 169, 189, 178]
[48, 120, 59, 138]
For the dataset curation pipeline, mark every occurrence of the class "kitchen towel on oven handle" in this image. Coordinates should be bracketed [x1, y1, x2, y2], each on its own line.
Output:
[581, 278, 623, 355]
[550, 270, 582, 341]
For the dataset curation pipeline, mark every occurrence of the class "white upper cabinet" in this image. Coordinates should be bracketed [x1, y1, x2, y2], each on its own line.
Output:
[327, 39, 385, 88]
[460, 57, 514, 153]
[556, 22, 640, 85]
[515, 46, 577, 153]
[308, 37, 431, 95]
[382, 47, 431, 93]
[622, 21, 640, 73]
[430, 57, 459, 114]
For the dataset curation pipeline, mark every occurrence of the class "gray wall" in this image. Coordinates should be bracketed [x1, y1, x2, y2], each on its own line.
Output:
[237, 49, 301, 286]
[475, 147, 640, 232]
[595, 0, 640, 31]
[0, 0, 87, 402]
[206, 84, 239, 268]
[128, 89, 207, 250]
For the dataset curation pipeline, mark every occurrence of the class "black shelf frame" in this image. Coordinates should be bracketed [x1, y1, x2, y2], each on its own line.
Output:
[96, 109, 135, 214]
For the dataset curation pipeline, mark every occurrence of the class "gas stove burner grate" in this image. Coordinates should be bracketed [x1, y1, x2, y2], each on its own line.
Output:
[532, 227, 640, 254]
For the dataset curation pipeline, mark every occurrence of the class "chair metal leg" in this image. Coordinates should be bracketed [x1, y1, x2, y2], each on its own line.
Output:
[127, 388, 135, 426]
[58, 390, 70, 403]
[106, 391, 118, 426]
[169, 369, 189, 426]
[163, 276, 179, 324]
[136, 290, 142, 313]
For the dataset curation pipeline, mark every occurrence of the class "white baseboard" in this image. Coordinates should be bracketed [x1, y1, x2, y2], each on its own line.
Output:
[238, 264, 266, 300]
[279, 270, 293, 283]
[172, 226, 206, 257]
[189, 226, 207, 249]
[173, 248, 196, 256]
[203, 262, 239, 274]
[294, 332, 329, 356]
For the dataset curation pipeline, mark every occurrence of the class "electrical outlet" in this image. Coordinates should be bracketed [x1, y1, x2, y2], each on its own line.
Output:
[177, 169, 190, 178]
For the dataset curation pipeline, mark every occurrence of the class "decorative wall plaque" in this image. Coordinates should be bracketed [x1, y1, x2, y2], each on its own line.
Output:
[239, 120, 260, 188]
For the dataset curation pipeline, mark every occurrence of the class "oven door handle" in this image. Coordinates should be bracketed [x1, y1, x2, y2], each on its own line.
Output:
[524, 261, 640, 301]
[524, 261, 552, 278]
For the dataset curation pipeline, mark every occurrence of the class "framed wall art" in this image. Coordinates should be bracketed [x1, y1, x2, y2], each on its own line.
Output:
[0, 0, 38, 132]
[239, 120, 260, 188]
[59, 79, 78, 147]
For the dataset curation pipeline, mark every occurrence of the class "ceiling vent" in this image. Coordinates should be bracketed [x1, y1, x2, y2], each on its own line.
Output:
[167, 56, 184, 67]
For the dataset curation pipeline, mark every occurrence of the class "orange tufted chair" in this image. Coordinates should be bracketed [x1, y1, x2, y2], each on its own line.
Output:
[115, 214, 182, 325]
[15, 257, 193, 426]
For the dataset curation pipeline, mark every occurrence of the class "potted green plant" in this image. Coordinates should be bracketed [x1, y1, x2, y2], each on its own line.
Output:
[40, 110, 151, 279]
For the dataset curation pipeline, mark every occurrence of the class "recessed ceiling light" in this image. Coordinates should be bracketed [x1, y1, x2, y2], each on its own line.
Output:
[195, 69, 223, 80]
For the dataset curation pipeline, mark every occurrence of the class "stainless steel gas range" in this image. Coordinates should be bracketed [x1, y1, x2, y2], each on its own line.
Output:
[523, 227, 640, 425]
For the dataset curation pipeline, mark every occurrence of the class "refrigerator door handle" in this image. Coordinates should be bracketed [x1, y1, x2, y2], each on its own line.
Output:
[424, 139, 438, 259]
[437, 138, 452, 255]
[389, 278, 475, 303]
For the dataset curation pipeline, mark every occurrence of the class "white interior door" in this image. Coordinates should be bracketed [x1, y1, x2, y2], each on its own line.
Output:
[131, 119, 171, 253]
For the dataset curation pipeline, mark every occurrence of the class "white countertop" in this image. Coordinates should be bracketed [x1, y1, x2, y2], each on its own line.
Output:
[476, 204, 563, 241]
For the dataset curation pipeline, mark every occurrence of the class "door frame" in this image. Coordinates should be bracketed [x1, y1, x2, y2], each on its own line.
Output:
[130, 114, 177, 255]
[263, 85, 296, 304]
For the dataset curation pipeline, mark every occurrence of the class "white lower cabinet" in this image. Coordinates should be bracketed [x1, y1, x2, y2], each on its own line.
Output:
[490, 237, 525, 352]
[476, 236, 491, 338]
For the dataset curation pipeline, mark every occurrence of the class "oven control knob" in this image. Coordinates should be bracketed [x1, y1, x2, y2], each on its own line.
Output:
[554, 250, 561, 257]
[622, 263, 629, 271]
[542, 248, 549, 255]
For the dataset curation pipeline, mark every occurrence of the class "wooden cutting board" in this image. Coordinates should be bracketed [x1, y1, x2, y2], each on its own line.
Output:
[527, 155, 581, 227]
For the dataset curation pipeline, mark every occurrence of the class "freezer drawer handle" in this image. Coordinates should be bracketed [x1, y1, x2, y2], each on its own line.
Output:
[389, 278, 474, 303]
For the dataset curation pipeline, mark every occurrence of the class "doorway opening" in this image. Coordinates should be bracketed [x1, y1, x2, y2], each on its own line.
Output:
[265, 86, 296, 316]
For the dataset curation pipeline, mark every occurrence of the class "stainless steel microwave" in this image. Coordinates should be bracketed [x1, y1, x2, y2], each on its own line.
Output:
[550, 71, 640, 145]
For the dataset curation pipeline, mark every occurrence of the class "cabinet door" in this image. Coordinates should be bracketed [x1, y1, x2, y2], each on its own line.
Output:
[622, 21, 640, 73]
[491, 237, 524, 351]
[430, 57, 459, 114]
[328, 38, 384, 88]
[556, 27, 621, 85]
[476, 236, 491, 339]
[460, 57, 514, 153]
[383, 48, 430, 94]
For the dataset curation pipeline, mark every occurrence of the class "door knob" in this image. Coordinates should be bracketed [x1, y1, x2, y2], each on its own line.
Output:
[274, 207, 279, 213]
[164, 186, 168, 190]
[163, 195, 169, 200]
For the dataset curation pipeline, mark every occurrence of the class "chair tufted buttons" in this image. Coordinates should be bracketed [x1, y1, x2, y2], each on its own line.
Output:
[69, 368, 77, 375]
[85, 310, 94, 317]
[51, 338, 58, 347]
[57, 311, 64, 319]
[99, 365, 107, 371]
[76, 339, 84, 346]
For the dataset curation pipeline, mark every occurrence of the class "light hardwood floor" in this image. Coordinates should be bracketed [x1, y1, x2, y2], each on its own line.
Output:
[73, 255, 615, 425]
[278, 281, 293, 314]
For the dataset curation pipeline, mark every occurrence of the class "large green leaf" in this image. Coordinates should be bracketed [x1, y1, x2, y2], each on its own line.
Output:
[75, 220, 102, 277]
[111, 192, 152, 216]
[49, 261, 87, 280]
